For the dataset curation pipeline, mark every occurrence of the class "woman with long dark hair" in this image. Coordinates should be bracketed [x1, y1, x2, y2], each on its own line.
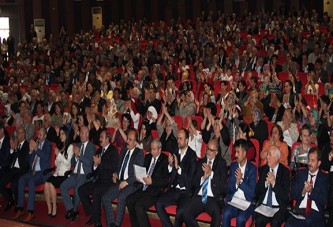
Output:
[43, 127, 73, 217]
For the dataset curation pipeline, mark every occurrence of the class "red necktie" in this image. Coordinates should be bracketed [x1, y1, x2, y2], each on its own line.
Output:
[306, 174, 315, 216]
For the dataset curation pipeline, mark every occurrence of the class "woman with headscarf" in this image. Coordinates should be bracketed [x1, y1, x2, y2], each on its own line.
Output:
[178, 91, 196, 119]
[142, 106, 157, 130]
[249, 107, 268, 148]
[307, 108, 329, 150]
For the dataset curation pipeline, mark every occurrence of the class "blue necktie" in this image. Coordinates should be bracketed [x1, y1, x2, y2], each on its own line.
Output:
[143, 158, 156, 191]
[119, 151, 130, 181]
[267, 168, 273, 207]
[201, 161, 212, 204]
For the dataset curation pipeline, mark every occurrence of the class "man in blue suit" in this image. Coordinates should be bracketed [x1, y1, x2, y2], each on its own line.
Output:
[12, 127, 52, 222]
[285, 147, 329, 227]
[222, 139, 257, 227]
[60, 126, 95, 222]
[102, 129, 144, 227]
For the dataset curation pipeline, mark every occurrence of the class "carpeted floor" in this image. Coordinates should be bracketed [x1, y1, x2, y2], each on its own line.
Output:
[0, 197, 163, 227]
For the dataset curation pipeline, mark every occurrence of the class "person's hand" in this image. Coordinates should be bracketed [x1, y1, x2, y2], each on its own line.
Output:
[161, 103, 167, 114]
[74, 145, 81, 158]
[168, 153, 174, 167]
[115, 120, 121, 130]
[143, 175, 152, 185]
[202, 162, 212, 179]
[187, 116, 192, 127]
[119, 181, 128, 190]
[112, 173, 118, 183]
[54, 147, 59, 156]
[266, 170, 276, 187]
[10, 137, 17, 150]
[235, 167, 243, 185]
[302, 180, 313, 195]
[173, 154, 179, 169]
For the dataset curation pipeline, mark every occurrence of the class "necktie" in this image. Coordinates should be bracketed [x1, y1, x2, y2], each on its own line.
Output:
[306, 174, 315, 216]
[32, 155, 39, 176]
[267, 168, 274, 207]
[101, 148, 105, 156]
[143, 158, 156, 191]
[201, 161, 212, 204]
[119, 151, 130, 181]
[17, 143, 21, 151]
[76, 144, 84, 175]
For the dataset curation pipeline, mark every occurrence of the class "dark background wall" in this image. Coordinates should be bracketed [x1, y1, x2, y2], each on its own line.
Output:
[0, 0, 324, 43]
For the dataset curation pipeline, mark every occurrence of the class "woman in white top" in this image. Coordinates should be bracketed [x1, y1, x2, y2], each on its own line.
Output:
[44, 127, 74, 217]
[186, 117, 203, 158]
[277, 108, 299, 148]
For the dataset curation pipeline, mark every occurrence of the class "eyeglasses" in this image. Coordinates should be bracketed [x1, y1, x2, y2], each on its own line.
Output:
[206, 147, 218, 152]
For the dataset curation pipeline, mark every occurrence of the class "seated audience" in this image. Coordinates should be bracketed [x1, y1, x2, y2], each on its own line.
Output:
[184, 139, 228, 227]
[285, 148, 328, 227]
[222, 139, 257, 226]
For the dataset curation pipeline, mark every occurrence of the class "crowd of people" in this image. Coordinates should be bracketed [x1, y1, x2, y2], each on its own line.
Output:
[0, 7, 332, 227]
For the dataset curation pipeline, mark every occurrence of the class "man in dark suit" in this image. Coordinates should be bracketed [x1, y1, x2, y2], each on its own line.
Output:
[285, 147, 329, 227]
[183, 138, 228, 227]
[254, 145, 291, 227]
[222, 139, 257, 226]
[126, 139, 169, 227]
[156, 128, 197, 227]
[0, 121, 11, 171]
[102, 129, 144, 227]
[43, 113, 60, 145]
[60, 126, 95, 222]
[78, 129, 119, 227]
[0, 126, 29, 212]
[12, 127, 52, 222]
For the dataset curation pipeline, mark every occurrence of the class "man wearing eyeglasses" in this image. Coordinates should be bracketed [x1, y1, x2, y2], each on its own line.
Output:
[0, 126, 29, 212]
[183, 138, 228, 227]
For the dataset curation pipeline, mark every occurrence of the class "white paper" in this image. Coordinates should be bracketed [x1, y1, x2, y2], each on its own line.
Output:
[134, 165, 147, 183]
[227, 197, 251, 211]
[289, 211, 306, 220]
[255, 204, 279, 217]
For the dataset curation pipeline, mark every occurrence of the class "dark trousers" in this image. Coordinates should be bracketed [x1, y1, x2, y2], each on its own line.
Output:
[0, 168, 25, 202]
[155, 188, 190, 227]
[285, 210, 326, 227]
[78, 181, 113, 225]
[255, 208, 287, 227]
[183, 196, 223, 227]
[126, 188, 160, 227]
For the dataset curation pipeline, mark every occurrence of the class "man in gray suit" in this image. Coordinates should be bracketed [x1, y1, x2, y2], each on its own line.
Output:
[60, 126, 95, 222]
[102, 129, 144, 227]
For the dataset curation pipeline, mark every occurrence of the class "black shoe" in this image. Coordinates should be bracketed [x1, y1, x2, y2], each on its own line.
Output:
[109, 223, 115, 227]
[3, 200, 14, 212]
[94, 224, 102, 227]
[71, 210, 79, 222]
[85, 217, 94, 225]
[65, 209, 73, 219]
